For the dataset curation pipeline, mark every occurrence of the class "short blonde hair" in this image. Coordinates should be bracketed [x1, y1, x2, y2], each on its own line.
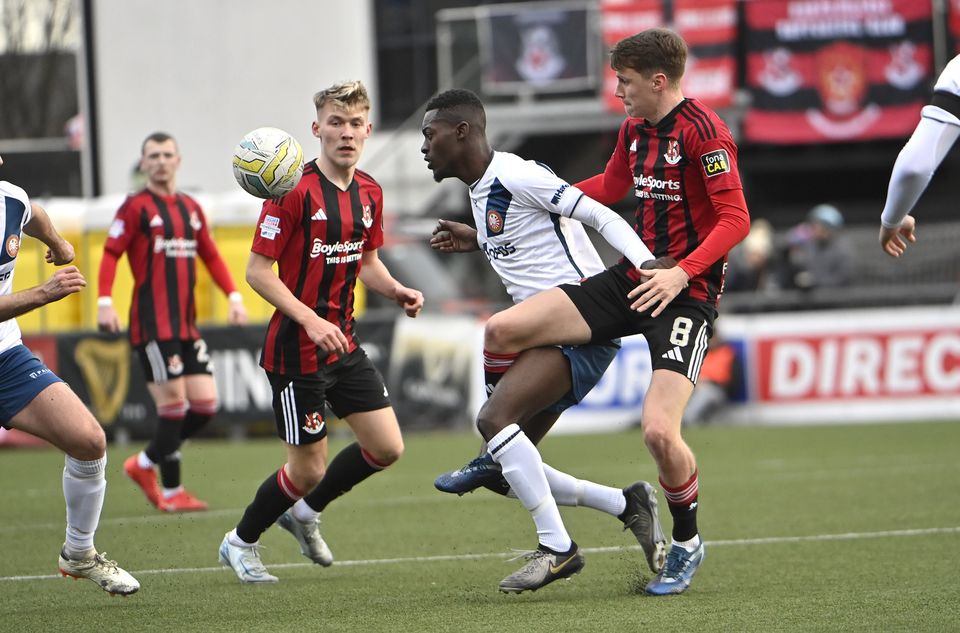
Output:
[313, 80, 370, 112]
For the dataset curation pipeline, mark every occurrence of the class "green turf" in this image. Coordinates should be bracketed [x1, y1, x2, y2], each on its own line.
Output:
[1, 421, 958, 632]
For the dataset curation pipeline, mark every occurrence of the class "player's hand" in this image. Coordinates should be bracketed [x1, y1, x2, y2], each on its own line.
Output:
[97, 303, 121, 333]
[396, 286, 424, 318]
[43, 266, 85, 303]
[879, 215, 917, 258]
[627, 263, 689, 317]
[45, 237, 75, 265]
[228, 301, 248, 326]
[304, 314, 349, 354]
[430, 219, 478, 253]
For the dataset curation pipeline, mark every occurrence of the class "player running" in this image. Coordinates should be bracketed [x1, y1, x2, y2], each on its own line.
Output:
[0, 155, 139, 596]
[476, 28, 750, 595]
[879, 54, 960, 256]
[422, 88, 667, 593]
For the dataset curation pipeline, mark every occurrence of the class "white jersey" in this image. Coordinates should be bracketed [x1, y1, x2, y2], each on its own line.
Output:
[923, 54, 960, 127]
[0, 181, 33, 353]
[469, 151, 605, 303]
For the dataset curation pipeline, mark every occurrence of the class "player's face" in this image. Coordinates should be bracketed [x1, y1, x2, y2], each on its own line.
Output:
[313, 104, 371, 171]
[420, 109, 460, 183]
[614, 67, 658, 119]
[140, 140, 180, 187]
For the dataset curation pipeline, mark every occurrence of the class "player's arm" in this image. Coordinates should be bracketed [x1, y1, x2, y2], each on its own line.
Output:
[245, 252, 348, 353]
[97, 204, 136, 333]
[629, 187, 750, 316]
[359, 249, 423, 318]
[196, 221, 247, 325]
[430, 219, 479, 253]
[0, 267, 85, 322]
[566, 194, 654, 268]
[879, 114, 959, 256]
[23, 203, 74, 265]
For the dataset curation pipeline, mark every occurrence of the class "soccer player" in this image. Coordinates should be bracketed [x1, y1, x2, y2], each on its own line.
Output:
[422, 89, 667, 593]
[97, 132, 248, 513]
[0, 155, 139, 595]
[478, 28, 750, 595]
[879, 55, 960, 257]
[218, 80, 423, 584]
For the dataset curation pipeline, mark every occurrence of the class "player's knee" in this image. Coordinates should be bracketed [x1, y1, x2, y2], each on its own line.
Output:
[69, 424, 107, 461]
[484, 314, 519, 354]
[366, 440, 403, 467]
[288, 462, 326, 492]
[476, 402, 509, 442]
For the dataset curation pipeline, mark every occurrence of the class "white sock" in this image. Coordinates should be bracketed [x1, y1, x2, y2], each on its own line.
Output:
[675, 534, 701, 552]
[63, 455, 106, 557]
[488, 424, 570, 553]
[162, 486, 183, 499]
[228, 528, 257, 547]
[542, 464, 627, 517]
[137, 451, 153, 469]
[291, 498, 320, 524]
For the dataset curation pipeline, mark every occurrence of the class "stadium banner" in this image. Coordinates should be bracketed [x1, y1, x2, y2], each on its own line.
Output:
[721, 306, 960, 424]
[743, 0, 934, 143]
[600, 0, 737, 113]
[950, 0, 960, 54]
[478, 1, 597, 95]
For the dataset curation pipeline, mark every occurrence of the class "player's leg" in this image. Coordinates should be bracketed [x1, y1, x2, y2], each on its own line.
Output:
[220, 372, 328, 583]
[180, 338, 218, 441]
[124, 341, 187, 510]
[483, 287, 592, 355]
[8, 376, 139, 596]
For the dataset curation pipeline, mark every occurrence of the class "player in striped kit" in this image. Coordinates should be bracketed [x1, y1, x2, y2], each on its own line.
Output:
[479, 29, 751, 595]
[0, 156, 138, 595]
[879, 55, 960, 257]
[422, 89, 668, 593]
[218, 80, 423, 584]
[98, 132, 248, 513]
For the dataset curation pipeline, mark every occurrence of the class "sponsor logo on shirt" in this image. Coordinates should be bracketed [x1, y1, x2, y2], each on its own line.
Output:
[701, 149, 731, 177]
[260, 214, 281, 240]
[149, 215, 163, 228]
[310, 237, 365, 264]
[481, 241, 516, 261]
[311, 208, 327, 221]
[550, 184, 569, 205]
[107, 219, 125, 239]
[634, 173, 683, 202]
[153, 237, 197, 258]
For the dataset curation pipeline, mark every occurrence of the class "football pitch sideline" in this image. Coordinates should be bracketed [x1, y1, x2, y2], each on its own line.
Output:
[1, 421, 958, 632]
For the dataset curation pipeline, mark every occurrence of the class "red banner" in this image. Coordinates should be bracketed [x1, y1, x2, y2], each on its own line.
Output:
[600, 0, 737, 113]
[950, 0, 960, 54]
[743, 0, 934, 144]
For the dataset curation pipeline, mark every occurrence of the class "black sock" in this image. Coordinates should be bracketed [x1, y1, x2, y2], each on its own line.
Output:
[236, 469, 300, 544]
[303, 443, 381, 513]
[482, 349, 517, 397]
[661, 471, 700, 542]
[180, 408, 214, 440]
[144, 413, 184, 489]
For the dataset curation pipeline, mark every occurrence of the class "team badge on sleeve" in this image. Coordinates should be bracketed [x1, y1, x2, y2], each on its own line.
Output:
[107, 218, 125, 239]
[700, 149, 731, 177]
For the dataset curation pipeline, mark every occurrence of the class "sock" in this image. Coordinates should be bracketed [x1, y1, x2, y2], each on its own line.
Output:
[236, 467, 303, 544]
[162, 482, 183, 499]
[180, 399, 217, 440]
[488, 424, 570, 553]
[62, 455, 106, 557]
[542, 464, 626, 516]
[483, 349, 518, 397]
[291, 498, 320, 524]
[303, 443, 384, 513]
[661, 469, 699, 542]
[144, 402, 187, 489]
[137, 451, 154, 469]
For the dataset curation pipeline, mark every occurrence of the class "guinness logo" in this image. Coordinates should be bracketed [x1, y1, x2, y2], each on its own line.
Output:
[75, 338, 130, 424]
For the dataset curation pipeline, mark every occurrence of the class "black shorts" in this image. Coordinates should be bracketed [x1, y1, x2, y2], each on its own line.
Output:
[560, 266, 716, 384]
[136, 339, 213, 384]
[266, 347, 390, 446]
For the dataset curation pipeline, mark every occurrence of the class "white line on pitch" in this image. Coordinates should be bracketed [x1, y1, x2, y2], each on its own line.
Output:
[2, 525, 957, 583]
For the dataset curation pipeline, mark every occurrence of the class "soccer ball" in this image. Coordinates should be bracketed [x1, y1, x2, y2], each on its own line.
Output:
[232, 127, 304, 198]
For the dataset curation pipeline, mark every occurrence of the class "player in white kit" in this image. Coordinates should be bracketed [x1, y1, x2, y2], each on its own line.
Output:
[0, 156, 139, 596]
[880, 55, 960, 256]
[422, 89, 668, 593]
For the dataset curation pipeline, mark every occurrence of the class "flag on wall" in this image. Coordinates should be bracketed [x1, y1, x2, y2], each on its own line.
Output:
[743, 0, 934, 144]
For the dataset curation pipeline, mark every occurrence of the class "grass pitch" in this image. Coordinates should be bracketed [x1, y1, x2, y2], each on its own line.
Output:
[1, 421, 958, 632]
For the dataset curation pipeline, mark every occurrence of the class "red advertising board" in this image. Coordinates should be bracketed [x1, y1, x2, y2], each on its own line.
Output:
[743, 0, 933, 143]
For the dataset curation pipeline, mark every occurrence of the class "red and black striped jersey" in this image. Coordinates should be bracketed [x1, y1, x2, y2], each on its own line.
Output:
[605, 99, 743, 307]
[252, 161, 384, 375]
[103, 189, 219, 346]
